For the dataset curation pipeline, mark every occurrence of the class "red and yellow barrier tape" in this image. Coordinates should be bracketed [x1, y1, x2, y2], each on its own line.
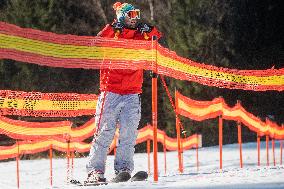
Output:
[0, 116, 72, 140]
[1, 22, 283, 91]
[137, 125, 201, 151]
[0, 116, 96, 141]
[0, 90, 97, 117]
[175, 91, 284, 139]
[0, 125, 200, 160]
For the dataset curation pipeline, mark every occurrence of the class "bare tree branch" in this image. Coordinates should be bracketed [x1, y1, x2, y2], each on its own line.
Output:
[93, 0, 108, 24]
[147, 0, 154, 21]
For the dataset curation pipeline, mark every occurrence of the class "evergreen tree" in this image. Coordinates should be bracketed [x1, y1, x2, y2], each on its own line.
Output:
[0, 0, 283, 149]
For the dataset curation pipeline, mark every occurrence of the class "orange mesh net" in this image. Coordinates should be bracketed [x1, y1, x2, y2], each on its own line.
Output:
[0, 124, 200, 160]
[0, 116, 94, 141]
[175, 91, 284, 139]
[0, 90, 97, 117]
[1, 22, 283, 91]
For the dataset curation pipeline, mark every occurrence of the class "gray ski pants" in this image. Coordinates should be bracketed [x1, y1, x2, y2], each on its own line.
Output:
[86, 92, 141, 174]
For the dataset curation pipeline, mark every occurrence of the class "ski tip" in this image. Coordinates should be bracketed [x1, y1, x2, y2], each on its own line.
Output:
[130, 171, 148, 182]
[111, 171, 131, 183]
[69, 179, 108, 186]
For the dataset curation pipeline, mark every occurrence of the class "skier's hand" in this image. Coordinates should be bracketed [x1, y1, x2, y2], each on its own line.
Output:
[112, 22, 124, 33]
[137, 23, 153, 34]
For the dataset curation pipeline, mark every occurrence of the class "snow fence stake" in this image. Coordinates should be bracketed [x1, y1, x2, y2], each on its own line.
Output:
[66, 138, 71, 182]
[219, 115, 223, 170]
[266, 135, 269, 166]
[281, 124, 283, 165]
[238, 121, 243, 168]
[163, 132, 167, 175]
[272, 139, 276, 166]
[16, 140, 20, 189]
[71, 151, 75, 177]
[147, 139, 151, 175]
[257, 134, 261, 166]
[175, 90, 183, 173]
[196, 137, 199, 172]
[151, 35, 158, 182]
[49, 144, 53, 187]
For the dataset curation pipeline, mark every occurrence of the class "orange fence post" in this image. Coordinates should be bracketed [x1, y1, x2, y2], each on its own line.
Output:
[272, 139, 276, 166]
[219, 115, 223, 170]
[181, 138, 184, 172]
[175, 112, 183, 173]
[49, 144, 53, 187]
[67, 140, 70, 181]
[71, 151, 75, 176]
[257, 134, 261, 166]
[147, 139, 151, 175]
[281, 139, 283, 165]
[152, 35, 158, 182]
[163, 133, 167, 175]
[152, 75, 158, 181]
[238, 122, 243, 168]
[196, 139, 199, 172]
[16, 140, 20, 189]
[281, 125, 283, 165]
[266, 135, 269, 166]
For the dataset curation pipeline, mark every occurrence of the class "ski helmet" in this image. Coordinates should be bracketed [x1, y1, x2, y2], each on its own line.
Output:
[113, 2, 140, 23]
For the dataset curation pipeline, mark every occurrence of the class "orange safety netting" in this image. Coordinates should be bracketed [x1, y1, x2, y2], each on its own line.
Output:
[1, 22, 283, 91]
[137, 125, 201, 151]
[0, 115, 201, 149]
[0, 125, 200, 160]
[0, 90, 97, 117]
[175, 91, 284, 139]
[0, 116, 95, 141]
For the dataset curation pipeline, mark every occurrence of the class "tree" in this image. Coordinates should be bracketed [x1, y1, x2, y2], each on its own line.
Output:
[0, 0, 283, 149]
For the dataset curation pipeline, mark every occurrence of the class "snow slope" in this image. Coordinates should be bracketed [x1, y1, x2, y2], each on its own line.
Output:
[0, 141, 283, 189]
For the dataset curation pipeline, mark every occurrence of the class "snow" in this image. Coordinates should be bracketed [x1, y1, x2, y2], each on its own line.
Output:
[0, 141, 283, 189]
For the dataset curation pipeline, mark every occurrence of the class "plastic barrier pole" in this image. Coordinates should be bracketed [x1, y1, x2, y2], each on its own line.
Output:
[281, 125, 283, 165]
[49, 144, 53, 187]
[272, 139, 275, 166]
[181, 138, 184, 172]
[152, 36, 158, 182]
[175, 112, 183, 173]
[147, 139, 151, 175]
[16, 140, 20, 189]
[163, 133, 167, 175]
[71, 151, 74, 177]
[196, 141, 199, 172]
[238, 122, 243, 168]
[219, 115, 223, 170]
[266, 135, 269, 166]
[281, 139, 283, 165]
[67, 140, 70, 181]
[257, 134, 261, 166]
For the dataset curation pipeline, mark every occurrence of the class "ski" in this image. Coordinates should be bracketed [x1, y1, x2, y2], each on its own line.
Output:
[110, 171, 131, 183]
[69, 171, 148, 186]
[130, 171, 148, 181]
[69, 171, 148, 187]
[69, 179, 108, 187]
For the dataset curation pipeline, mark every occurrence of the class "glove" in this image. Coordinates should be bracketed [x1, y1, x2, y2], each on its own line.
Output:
[137, 23, 153, 34]
[112, 22, 124, 33]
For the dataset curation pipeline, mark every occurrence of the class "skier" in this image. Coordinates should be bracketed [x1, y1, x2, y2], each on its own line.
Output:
[85, 1, 163, 183]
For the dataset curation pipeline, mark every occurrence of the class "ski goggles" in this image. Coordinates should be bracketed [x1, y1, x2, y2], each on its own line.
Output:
[126, 9, 140, 20]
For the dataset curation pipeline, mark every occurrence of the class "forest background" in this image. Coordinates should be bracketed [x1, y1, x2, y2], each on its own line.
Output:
[0, 0, 283, 154]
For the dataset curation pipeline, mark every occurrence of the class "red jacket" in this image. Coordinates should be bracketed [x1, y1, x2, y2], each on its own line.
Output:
[98, 23, 162, 94]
